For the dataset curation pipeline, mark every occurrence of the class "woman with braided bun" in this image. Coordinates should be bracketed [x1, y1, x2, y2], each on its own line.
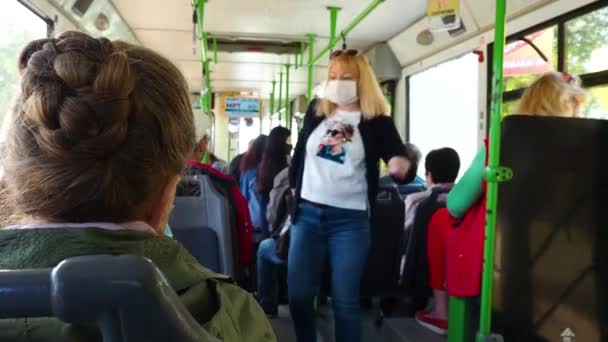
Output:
[0, 31, 276, 342]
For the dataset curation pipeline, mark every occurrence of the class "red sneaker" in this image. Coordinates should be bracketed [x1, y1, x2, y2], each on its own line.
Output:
[415, 310, 448, 335]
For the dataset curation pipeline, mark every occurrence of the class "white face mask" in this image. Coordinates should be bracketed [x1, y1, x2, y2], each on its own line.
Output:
[324, 80, 358, 106]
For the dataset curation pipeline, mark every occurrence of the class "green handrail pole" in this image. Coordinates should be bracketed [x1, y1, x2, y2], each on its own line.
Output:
[328, 6, 341, 43]
[477, 0, 507, 341]
[270, 81, 276, 117]
[307, 34, 316, 105]
[195, 0, 208, 111]
[213, 38, 218, 64]
[311, 0, 384, 65]
[277, 72, 284, 125]
[202, 32, 209, 60]
[285, 64, 291, 128]
[204, 58, 212, 112]
[299, 42, 304, 69]
[196, 0, 207, 62]
[270, 80, 276, 130]
[202, 92, 208, 112]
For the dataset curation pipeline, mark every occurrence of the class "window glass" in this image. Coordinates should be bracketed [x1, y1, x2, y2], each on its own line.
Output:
[566, 6, 608, 75]
[0, 2, 47, 123]
[409, 53, 479, 180]
[504, 27, 557, 92]
[502, 100, 519, 117]
[581, 85, 608, 119]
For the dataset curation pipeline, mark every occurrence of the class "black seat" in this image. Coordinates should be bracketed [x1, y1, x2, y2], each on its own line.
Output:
[494, 116, 608, 341]
[0, 255, 219, 342]
[361, 185, 406, 298]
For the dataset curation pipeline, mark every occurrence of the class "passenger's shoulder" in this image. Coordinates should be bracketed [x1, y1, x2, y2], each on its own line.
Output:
[205, 281, 277, 342]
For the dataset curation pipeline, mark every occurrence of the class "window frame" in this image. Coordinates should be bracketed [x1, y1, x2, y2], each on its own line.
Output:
[487, 1, 608, 117]
[16, 0, 55, 37]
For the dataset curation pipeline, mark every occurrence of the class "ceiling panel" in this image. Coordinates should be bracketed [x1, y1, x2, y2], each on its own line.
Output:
[112, 0, 427, 94]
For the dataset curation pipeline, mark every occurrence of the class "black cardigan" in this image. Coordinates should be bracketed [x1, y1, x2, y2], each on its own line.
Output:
[289, 100, 410, 215]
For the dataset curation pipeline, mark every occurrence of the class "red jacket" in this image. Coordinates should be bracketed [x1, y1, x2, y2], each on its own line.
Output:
[446, 140, 488, 297]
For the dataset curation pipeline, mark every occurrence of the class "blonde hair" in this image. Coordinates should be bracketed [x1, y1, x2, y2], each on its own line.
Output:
[0, 31, 194, 224]
[516, 72, 587, 117]
[318, 54, 388, 119]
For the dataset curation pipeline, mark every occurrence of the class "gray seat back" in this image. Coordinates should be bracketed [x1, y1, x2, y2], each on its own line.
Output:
[170, 175, 235, 276]
[0, 255, 220, 342]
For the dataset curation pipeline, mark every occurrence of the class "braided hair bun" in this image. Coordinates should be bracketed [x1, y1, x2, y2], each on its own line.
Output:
[1, 31, 195, 223]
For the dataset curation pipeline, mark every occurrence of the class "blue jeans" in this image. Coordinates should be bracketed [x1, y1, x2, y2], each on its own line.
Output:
[257, 238, 285, 312]
[288, 202, 370, 342]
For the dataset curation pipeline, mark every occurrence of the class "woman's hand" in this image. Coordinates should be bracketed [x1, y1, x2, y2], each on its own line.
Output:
[388, 156, 411, 182]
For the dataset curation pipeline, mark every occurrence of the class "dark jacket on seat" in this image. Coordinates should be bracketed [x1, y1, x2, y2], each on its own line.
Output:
[266, 167, 292, 237]
[399, 187, 451, 309]
[0, 228, 276, 342]
[289, 100, 409, 218]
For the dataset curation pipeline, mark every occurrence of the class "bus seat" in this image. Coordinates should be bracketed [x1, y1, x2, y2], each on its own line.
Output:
[494, 115, 608, 342]
[0, 255, 219, 342]
[170, 175, 236, 276]
[396, 183, 426, 199]
[361, 185, 405, 298]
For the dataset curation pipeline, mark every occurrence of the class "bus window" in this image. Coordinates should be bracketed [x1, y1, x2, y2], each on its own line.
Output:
[502, 100, 518, 117]
[584, 85, 608, 119]
[408, 53, 479, 180]
[566, 6, 608, 75]
[498, 4, 608, 120]
[567, 6, 608, 119]
[503, 26, 558, 92]
[0, 1, 48, 123]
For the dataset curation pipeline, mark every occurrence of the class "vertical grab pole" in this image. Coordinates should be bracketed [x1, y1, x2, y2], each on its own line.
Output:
[204, 58, 211, 112]
[477, 0, 507, 341]
[278, 72, 284, 126]
[285, 64, 291, 129]
[306, 34, 316, 105]
[327, 7, 341, 43]
[202, 31, 211, 112]
[195, 0, 207, 112]
[269, 80, 276, 131]
[299, 42, 305, 69]
[213, 38, 218, 64]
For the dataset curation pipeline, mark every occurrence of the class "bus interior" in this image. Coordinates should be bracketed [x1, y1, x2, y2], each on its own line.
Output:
[1, 0, 608, 341]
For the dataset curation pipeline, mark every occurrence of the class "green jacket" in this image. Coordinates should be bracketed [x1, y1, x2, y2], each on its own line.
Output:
[0, 228, 277, 342]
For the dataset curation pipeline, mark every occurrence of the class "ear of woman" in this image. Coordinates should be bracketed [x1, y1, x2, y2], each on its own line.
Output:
[146, 174, 181, 234]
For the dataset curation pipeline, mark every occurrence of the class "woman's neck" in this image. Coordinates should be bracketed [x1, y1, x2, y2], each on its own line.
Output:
[336, 101, 360, 112]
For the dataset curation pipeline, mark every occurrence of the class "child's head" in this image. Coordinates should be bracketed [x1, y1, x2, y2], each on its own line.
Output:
[425, 148, 461, 186]
[516, 72, 587, 117]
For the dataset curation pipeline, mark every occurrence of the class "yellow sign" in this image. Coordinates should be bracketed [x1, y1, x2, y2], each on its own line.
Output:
[427, 0, 459, 17]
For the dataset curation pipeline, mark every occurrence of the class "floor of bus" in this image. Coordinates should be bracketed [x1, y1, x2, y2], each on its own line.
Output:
[269, 303, 446, 342]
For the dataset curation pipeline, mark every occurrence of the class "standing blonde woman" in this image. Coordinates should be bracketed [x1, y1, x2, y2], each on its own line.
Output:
[288, 50, 412, 342]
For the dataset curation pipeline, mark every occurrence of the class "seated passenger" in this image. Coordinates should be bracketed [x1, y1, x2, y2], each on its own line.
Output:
[379, 143, 425, 197]
[209, 152, 229, 174]
[194, 134, 229, 174]
[398, 148, 459, 310]
[0, 31, 275, 342]
[254, 126, 292, 316]
[417, 71, 587, 335]
[404, 147, 460, 233]
[229, 139, 254, 180]
[240, 134, 269, 234]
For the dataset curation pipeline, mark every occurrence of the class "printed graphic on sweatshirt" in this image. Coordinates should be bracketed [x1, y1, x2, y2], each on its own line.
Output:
[316, 119, 355, 164]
